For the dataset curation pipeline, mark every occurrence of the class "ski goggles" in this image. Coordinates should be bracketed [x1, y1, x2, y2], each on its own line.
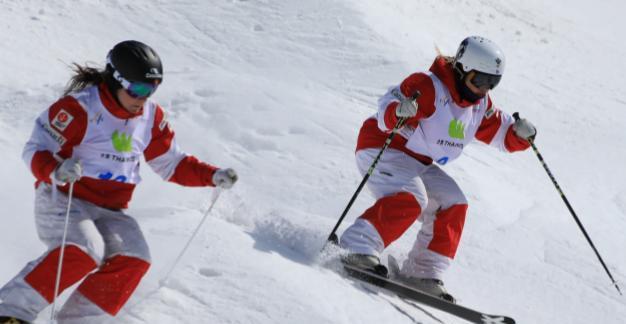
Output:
[112, 69, 160, 99]
[469, 71, 502, 90]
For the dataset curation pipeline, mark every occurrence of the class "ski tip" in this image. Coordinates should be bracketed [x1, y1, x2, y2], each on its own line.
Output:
[482, 314, 516, 324]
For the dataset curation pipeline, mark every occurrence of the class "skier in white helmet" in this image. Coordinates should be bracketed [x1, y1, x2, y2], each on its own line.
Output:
[0, 40, 239, 323]
[339, 36, 537, 302]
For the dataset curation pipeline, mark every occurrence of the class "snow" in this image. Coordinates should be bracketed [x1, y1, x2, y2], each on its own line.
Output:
[1, 0, 625, 323]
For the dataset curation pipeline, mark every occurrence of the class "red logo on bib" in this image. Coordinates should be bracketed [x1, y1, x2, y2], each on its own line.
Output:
[52, 109, 74, 131]
[58, 112, 68, 122]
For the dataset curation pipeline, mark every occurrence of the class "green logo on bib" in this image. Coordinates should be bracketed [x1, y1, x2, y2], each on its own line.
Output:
[112, 130, 133, 152]
[448, 119, 465, 139]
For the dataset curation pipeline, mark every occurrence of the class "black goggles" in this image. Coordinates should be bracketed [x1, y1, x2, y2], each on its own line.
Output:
[469, 71, 502, 90]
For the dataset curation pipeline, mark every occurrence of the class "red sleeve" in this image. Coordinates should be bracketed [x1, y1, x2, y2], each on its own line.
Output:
[383, 101, 400, 130]
[385, 73, 436, 129]
[144, 106, 175, 162]
[475, 97, 502, 144]
[31, 151, 59, 183]
[144, 105, 218, 186]
[169, 156, 218, 187]
[475, 97, 530, 152]
[30, 96, 88, 183]
[503, 126, 531, 152]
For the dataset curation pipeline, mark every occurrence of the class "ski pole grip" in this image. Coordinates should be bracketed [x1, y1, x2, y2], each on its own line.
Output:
[395, 91, 421, 129]
[513, 112, 520, 121]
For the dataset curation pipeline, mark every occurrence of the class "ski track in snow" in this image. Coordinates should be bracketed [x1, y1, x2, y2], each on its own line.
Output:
[1, 0, 626, 323]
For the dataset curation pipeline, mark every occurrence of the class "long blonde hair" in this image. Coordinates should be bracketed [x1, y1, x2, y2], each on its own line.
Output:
[435, 43, 456, 65]
[434, 43, 464, 80]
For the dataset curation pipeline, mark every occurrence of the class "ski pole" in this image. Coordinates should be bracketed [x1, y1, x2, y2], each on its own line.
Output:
[50, 182, 75, 324]
[161, 188, 222, 285]
[323, 91, 421, 249]
[513, 112, 622, 295]
[323, 117, 406, 248]
[323, 114, 409, 249]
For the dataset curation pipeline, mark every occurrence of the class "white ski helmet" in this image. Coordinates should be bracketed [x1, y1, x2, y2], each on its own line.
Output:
[454, 36, 505, 76]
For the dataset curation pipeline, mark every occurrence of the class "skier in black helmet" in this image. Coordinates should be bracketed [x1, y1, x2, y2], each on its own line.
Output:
[0, 40, 238, 323]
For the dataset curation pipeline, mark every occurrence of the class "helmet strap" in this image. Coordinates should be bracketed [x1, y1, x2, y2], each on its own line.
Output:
[450, 61, 482, 102]
[452, 62, 467, 81]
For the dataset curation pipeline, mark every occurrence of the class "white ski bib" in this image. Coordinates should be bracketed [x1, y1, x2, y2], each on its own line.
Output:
[405, 73, 489, 165]
[71, 86, 157, 184]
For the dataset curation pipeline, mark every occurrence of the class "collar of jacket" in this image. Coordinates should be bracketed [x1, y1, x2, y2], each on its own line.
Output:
[98, 83, 144, 119]
[429, 56, 487, 108]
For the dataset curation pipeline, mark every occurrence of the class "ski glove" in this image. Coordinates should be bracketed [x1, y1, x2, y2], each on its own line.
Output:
[212, 168, 238, 189]
[513, 118, 537, 140]
[395, 97, 418, 118]
[53, 158, 82, 184]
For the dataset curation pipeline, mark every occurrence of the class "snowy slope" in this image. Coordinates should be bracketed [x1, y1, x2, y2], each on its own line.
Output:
[1, 0, 625, 323]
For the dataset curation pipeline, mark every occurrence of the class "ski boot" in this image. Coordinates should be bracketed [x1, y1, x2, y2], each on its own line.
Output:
[0, 317, 28, 324]
[387, 255, 456, 303]
[341, 253, 389, 278]
[405, 278, 456, 303]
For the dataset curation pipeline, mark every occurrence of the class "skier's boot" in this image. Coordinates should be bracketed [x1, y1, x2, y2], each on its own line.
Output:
[0, 317, 29, 324]
[341, 253, 389, 278]
[405, 278, 456, 303]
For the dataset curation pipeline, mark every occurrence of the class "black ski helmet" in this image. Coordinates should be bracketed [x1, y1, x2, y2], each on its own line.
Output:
[106, 40, 163, 84]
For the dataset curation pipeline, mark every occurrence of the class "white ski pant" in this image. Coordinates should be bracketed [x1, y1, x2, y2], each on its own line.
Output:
[0, 184, 151, 323]
[340, 148, 468, 280]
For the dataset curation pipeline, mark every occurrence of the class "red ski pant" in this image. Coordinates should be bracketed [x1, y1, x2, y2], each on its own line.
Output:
[0, 184, 150, 322]
[340, 149, 468, 278]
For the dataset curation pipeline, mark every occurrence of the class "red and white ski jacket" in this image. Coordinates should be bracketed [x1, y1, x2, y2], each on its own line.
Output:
[356, 56, 530, 165]
[23, 83, 218, 210]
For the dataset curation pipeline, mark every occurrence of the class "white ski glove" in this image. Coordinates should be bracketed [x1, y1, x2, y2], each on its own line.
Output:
[53, 158, 82, 184]
[395, 97, 418, 118]
[212, 168, 238, 189]
[513, 118, 537, 140]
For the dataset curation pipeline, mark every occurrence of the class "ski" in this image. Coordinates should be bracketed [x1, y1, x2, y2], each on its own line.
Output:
[360, 282, 445, 323]
[343, 264, 515, 324]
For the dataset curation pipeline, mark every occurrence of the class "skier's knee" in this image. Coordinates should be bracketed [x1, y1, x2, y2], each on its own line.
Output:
[438, 193, 467, 210]
[24, 245, 98, 303]
[104, 236, 151, 263]
[413, 193, 428, 212]
[78, 255, 150, 316]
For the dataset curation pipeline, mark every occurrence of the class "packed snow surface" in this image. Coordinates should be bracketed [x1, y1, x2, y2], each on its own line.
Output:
[1, 0, 625, 323]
